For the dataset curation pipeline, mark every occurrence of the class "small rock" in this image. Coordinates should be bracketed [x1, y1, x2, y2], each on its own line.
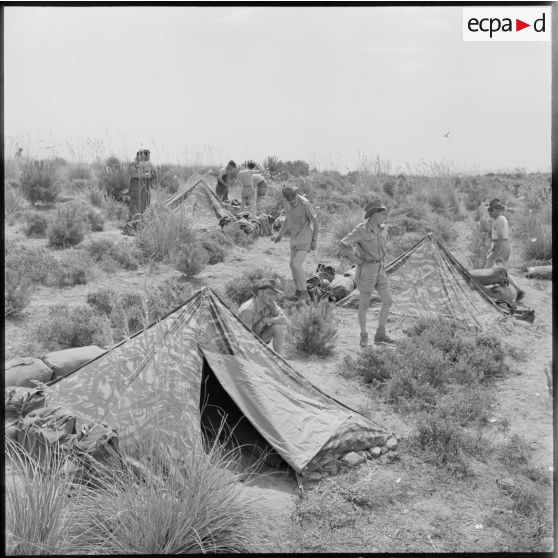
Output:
[307, 471, 323, 482]
[386, 437, 398, 450]
[381, 445, 389, 454]
[341, 452, 365, 466]
[369, 447, 382, 458]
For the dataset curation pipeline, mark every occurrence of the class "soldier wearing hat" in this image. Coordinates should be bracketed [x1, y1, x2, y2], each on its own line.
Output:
[127, 148, 156, 225]
[272, 185, 320, 301]
[216, 160, 237, 203]
[338, 200, 394, 348]
[485, 198, 525, 302]
[237, 280, 288, 354]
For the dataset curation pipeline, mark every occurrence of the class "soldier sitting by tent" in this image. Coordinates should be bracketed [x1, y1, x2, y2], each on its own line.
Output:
[238, 281, 287, 355]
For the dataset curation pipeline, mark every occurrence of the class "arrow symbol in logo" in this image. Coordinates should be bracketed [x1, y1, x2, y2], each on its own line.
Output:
[516, 19, 530, 31]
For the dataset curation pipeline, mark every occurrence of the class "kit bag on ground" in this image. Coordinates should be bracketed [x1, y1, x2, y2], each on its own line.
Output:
[41, 345, 106, 381]
[329, 275, 356, 301]
[5, 357, 54, 388]
[5, 386, 46, 419]
[16, 405, 77, 463]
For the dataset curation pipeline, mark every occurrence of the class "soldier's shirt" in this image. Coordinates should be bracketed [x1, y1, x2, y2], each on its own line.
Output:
[238, 169, 259, 196]
[129, 161, 154, 181]
[491, 215, 509, 241]
[340, 222, 388, 262]
[237, 297, 284, 336]
[284, 195, 317, 250]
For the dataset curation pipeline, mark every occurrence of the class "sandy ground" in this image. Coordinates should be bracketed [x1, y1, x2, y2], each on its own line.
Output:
[4, 190, 553, 552]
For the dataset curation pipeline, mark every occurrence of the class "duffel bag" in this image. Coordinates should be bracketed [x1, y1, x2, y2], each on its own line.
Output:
[41, 345, 106, 381]
[5, 357, 53, 388]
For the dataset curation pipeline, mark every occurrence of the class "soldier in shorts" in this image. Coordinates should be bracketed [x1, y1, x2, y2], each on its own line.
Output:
[485, 198, 525, 302]
[338, 200, 394, 348]
[273, 185, 319, 301]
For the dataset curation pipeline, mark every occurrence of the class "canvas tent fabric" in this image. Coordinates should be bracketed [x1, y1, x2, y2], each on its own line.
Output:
[164, 172, 232, 229]
[47, 288, 390, 473]
[337, 234, 505, 332]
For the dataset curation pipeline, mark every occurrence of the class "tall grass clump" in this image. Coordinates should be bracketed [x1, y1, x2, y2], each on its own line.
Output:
[98, 158, 129, 201]
[69, 428, 262, 554]
[513, 206, 552, 261]
[5, 439, 80, 555]
[468, 217, 492, 269]
[20, 160, 60, 203]
[47, 203, 88, 248]
[5, 182, 30, 223]
[136, 203, 195, 262]
[289, 300, 337, 357]
[83, 182, 108, 208]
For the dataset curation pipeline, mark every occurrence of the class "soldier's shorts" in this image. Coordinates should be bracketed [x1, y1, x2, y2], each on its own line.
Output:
[355, 262, 390, 296]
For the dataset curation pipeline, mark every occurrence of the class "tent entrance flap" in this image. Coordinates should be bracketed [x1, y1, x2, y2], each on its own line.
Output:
[199, 357, 287, 468]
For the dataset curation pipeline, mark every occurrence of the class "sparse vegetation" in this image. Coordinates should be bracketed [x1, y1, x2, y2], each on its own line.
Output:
[83, 237, 142, 271]
[47, 203, 88, 248]
[23, 211, 50, 238]
[20, 160, 60, 203]
[5, 182, 31, 222]
[34, 303, 112, 350]
[289, 300, 338, 357]
[5, 268, 33, 317]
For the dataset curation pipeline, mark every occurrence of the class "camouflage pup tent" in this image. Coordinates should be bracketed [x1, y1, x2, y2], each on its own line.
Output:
[47, 288, 390, 474]
[164, 172, 232, 229]
[337, 234, 505, 331]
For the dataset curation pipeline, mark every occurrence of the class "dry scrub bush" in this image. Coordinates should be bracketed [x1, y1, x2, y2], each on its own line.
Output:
[170, 241, 208, 276]
[289, 300, 337, 357]
[83, 182, 107, 207]
[87, 280, 194, 340]
[98, 164, 129, 201]
[83, 237, 141, 271]
[49, 249, 97, 287]
[34, 303, 112, 350]
[514, 206, 552, 261]
[5, 268, 33, 317]
[23, 211, 49, 238]
[5, 182, 31, 222]
[20, 160, 60, 203]
[47, 203, 88, 248]
[136, 203, 196, 262]
[342, 318, 507, 473]
[199, 230, 233, 264]
[422, 214, 458, 244]
[5, 243, 57, 285]
[224, 268, 283, 307]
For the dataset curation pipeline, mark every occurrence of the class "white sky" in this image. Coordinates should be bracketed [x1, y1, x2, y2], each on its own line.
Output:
[3, 6, 551, 173]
